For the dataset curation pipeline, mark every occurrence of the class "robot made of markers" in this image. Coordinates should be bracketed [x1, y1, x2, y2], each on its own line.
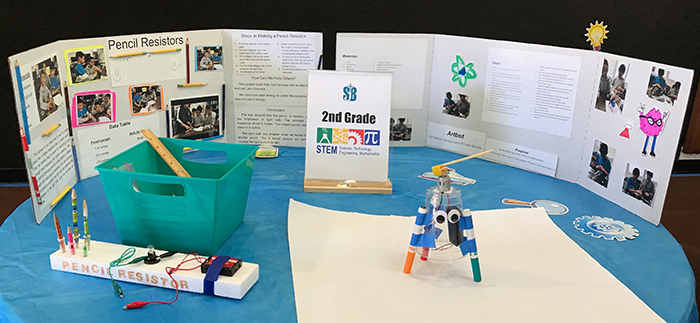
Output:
[402, 151, 491, 282]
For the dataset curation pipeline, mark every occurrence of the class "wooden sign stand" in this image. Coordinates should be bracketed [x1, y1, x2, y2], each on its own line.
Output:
[304, 178, 392, 194]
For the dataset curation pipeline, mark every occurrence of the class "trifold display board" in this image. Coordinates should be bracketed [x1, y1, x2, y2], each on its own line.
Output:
[336, 33, 694, 225]
[9, 29, 322, 224]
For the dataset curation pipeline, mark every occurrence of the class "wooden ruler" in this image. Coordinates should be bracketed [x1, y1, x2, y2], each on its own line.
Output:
[140, 129, 191, 177]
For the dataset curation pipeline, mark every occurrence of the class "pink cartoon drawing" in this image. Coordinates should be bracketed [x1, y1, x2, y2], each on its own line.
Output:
[638, 104, 669, 157]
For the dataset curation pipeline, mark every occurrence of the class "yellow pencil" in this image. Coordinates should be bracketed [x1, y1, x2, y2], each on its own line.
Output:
[50, 186, 73, 207]
[177, 83, 207, 87]
[110, 51, 147, 58]
[42, 123, 61, 136]
[148, 48, 181, 55]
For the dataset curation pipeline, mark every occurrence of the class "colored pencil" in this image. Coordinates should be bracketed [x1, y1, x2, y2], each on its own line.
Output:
[110, 51, 147, 58]
[42, 123, 60, 136]
[149, 48, 181, 55]
[53, 212, 65, 253]
[50, 186, 72, 207]
[178, 83, 207, 87]
[186, 39, 190, 84]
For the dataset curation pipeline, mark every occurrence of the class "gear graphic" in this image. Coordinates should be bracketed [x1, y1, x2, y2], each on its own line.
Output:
[348, 130, 363, 145]
[573, 215, 639, 241]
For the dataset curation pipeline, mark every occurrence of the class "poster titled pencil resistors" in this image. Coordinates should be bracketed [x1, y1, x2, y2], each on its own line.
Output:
[305, 71, 392, 182]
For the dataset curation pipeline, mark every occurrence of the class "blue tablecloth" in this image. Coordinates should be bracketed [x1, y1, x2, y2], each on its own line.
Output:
[0, 147, 697, 322]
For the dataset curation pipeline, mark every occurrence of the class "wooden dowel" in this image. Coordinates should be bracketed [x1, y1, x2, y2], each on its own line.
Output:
[439, 149, 493, 167]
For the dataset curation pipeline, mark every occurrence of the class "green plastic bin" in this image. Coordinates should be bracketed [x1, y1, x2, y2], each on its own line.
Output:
[95, 137, 257, 255]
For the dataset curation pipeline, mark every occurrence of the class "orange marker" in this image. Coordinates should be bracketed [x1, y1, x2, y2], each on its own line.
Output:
[403, 246, 416, 274]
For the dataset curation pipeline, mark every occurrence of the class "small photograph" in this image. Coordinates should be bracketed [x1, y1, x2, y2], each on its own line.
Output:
[587, 139, 616, 188]
[441, 91, 471, 119]
[31, 56, 63, 122]
[646, 66, 682, 106]
[621, 163, 657, 207]
[72, 91, 115, 128]
[170, 95, 221, 140]
[195, 46, 223, 71]
[389, 117, 413, 141]
[595, 58, 627, 115]
[129, 84, 164, 115]
[64, 45, 108, 85]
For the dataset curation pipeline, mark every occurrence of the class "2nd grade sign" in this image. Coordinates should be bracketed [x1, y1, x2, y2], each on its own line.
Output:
[305, 71, 392, 182]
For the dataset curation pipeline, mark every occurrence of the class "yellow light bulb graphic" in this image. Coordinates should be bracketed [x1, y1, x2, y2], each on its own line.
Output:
[584, 21, 609, 51]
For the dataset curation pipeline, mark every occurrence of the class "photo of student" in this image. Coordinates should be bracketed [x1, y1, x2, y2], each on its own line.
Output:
[65, 46, 108, 85]
[129, 85, 163, 115]
[74, 92, 115, 127]
[608, 61, 629, 115]
[195, 46, 223, 71]
[588, 139, 616, 188]
[170, 96, 221, 140]
[389, 117, 413, 141]
[441, 92, 471, 119]
[640, 170, 657, 206]
[621, 163, 657, 207]
[646, 66, 681, 106]
[595, 58, 614, 113]
[31, 56, 63, 122]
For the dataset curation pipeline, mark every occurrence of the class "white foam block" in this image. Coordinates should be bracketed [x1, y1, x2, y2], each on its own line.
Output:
[50, 240, 258, 299]
[288, 199, 663, 322]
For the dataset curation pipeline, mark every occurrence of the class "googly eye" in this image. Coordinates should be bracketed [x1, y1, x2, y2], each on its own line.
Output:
[648, 117, 654, 125]
[434, 210, 447, 224]
[656, 119, 663, 126]
[447, 207, 462, 224]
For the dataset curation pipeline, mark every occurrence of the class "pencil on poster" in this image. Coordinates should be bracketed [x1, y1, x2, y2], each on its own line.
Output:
[32, 176, 41, 204]
[186, 39, 190, 84]
[42, 123, 61, 136]
[177, 83, 207, 87]
[67, 226, 75, 255]
[53, 212, 65, 253]
[14, 61, 31, 145]
[83, 199, 90, 250]
[165, 106, 170, 138]
[317, 50, 323, 70]
[110, 51, 147, 58]
[222, 84, 225, 133]
[72, 189, 79, 245]
[50, 186, 72, 207]
[148, 48, 181, 55]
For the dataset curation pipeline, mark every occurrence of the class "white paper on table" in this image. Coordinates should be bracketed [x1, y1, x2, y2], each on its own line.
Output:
[288, 199, 663, 323]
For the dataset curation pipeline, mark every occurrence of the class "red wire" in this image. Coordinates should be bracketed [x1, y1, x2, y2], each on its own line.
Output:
[124, 253, 208, 309]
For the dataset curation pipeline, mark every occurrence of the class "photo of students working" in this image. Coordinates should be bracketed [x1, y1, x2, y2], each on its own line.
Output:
[170, 96, 221, 140]
[442, 92, 471, 119]
[31, 57, 62, 122]
[75, 92, 114, 126]
[622, 163, 657, 206]
[66, 47, 108, 84]
[588, 140, 616, 188]
[130, 85, 163, 115]
[646, 66, 682, 106]
[195, 46, 223, 71]
[389, 117, 412, 141]
[595, 59, 627, 115]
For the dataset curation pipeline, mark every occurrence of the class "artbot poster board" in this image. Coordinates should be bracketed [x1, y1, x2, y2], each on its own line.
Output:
[9, 29, 323, 224]
[305, 71, 392, 182]
[336, 33, 694, 225]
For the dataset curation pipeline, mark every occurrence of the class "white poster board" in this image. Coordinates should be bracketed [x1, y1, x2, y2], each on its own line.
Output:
[288, 199, 664, 323]
[304, 71, 391, 182]
[337, 33, 695, 225]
